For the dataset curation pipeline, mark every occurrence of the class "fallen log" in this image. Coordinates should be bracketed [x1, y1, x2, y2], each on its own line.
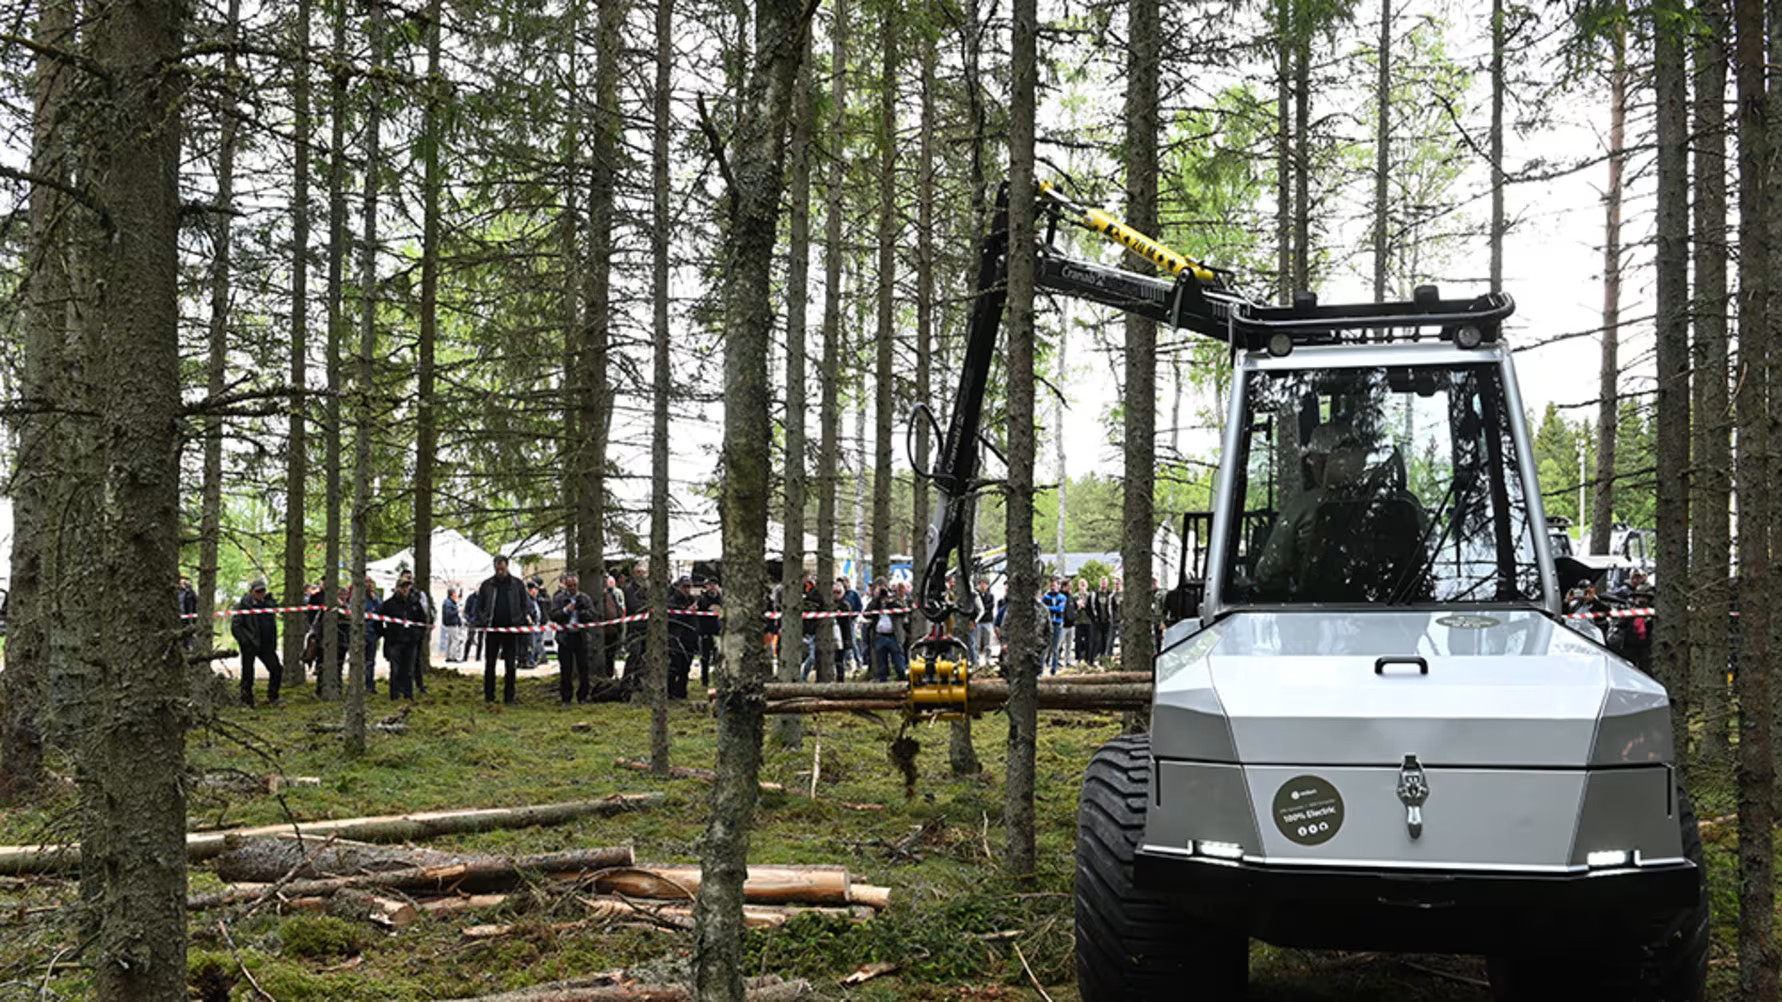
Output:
[187, 846, 634, 910]
[308, 721, 410, 735]
[0, 794, 662, 875]
[282, 890, 418, 928]
[612, 759, 785, 793]
[418, 893, 514, 916]
[213, 838, 463, 883]
[590, 865, 854, 905]
[435, 974, 809, 1002]
[1044, 671, 1151, 685]
[756, 681, 1150, 714]
[847, 884, 892, 909]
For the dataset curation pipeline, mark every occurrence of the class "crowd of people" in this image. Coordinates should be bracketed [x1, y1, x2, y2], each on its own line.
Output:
[211, 552, 1146, 708]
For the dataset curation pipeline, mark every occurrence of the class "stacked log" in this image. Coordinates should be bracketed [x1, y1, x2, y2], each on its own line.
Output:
[746, 679, 1151, 714]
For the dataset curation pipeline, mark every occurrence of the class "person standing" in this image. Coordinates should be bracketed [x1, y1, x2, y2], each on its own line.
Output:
[697, 578, 723, 686]
[440, 588, 463, 662]
[864, 581, 909, 682]
[380, 572, 428, 700]
[231, 580, 283, 706]
[473, 554, 531, 704]
[973, 578, 996, 666]
[1041, 578, 1067, 674]
[551, 572, 597, 703]
[600, 572, 626, 678]
[409, 576, 435, 694]
[667, 576, 701, 698]
[835, 576, 861, 677]
[462, 587, 483, 662]
[178, 576, 201, 651]
[623, 562, 650, 676]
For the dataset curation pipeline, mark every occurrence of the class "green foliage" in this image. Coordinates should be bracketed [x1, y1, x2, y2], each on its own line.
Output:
[279, 915, 365, 958]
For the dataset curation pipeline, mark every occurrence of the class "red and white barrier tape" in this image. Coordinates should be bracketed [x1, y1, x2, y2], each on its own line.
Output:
[188, 603, 915, 635]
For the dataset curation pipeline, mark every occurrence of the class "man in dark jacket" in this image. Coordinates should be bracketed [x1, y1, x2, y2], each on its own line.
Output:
[666, 576, 702, 698]
[551, 573, 598, 704]
[380, 572, 428, 700]
[623, 562, 650, 675]
[473, 554, 532, 703]
[179, 576, 201, 651]
[462, 588, 483, 661]
[231, 580, 282, 706]
[696, 579, 723, 685]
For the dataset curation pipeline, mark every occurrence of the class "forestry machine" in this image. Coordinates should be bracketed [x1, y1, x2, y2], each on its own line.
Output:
[906, 181, 1708, 1000]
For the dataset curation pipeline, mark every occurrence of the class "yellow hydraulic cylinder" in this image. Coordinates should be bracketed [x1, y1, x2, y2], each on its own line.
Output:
[908, 656, 969, 714]
[1039, 180, 1217, 283]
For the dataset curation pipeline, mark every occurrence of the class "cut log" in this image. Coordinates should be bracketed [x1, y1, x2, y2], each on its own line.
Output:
[1043, 671, 1151, 685]
[847, 884, 891, 909]
[187, 846, 634, 910]
[213, 838, 463, 883]
[308, 721, 410, 734]
[0, 794, 661, 875]
[759, 681, 1150, 714]
[591, 865, 851, 905]
[612, 759, 786, 793]
[417, 893, 513, 916]
[580, 896, 869, 929]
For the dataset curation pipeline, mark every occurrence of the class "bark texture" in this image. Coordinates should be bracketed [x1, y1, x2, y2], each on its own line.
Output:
[1590, 26, 1627, 556]
[692, 0, 808, 997]
[282, 0, 313, 682]
[814, 0, 848, 686]
[1690, 0, 1731, 769]
[870, 6, 898, 583]
[413, 0, 445, 643]
[79, 0, 191, 991]
[1733, 0, 1776, 993]
[1121, 0, 1159, 705]
[647, 0, 671, 771]
[319, 0, 351, 701]
[776, 46, 815, 749]
[1003, 0, 1041, 880]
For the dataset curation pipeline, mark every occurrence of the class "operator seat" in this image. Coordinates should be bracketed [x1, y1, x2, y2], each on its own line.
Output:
[1297, 444, 1429, 602]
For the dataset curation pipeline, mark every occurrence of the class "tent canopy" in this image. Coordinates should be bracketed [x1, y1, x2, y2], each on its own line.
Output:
[366, 528, 496, 592]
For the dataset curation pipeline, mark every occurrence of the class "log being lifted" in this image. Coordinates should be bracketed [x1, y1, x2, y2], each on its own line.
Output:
[186, 846, 636, 911]
[0, 793, 662, 876]
[753, 681, 1151, 714]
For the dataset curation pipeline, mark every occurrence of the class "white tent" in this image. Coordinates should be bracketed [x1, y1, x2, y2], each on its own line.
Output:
[365, 528, 496, 598]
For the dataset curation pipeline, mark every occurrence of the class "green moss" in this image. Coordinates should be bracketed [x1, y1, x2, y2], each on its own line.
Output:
[279, 915, 365, 958]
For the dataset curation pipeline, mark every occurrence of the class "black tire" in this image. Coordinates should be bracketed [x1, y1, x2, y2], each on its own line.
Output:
[1075, 734, 1248, 1001]
[1487, 785, 1709, 1002]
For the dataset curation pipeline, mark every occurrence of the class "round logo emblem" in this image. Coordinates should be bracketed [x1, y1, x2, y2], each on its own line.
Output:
[1272, 775, 1344, 846]
[1436, 613, 1500, 629]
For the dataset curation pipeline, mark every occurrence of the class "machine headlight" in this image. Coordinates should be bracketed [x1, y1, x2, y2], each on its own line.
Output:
[1586, 849, 1632, 869]
[1188, 839, 1245, 860]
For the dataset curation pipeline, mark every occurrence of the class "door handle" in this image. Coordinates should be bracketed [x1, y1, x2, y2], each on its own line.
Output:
[1375, 656, 1428, 676]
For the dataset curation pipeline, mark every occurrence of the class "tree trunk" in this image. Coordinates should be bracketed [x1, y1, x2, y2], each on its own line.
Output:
[1274, 0, 1291, 304]
[1488, 0, 1505, 292]
[1733, 0, 1776, 993]
[646, 0, 671, 771]
[0, 0, 75, 800]
[347, 0, 386, 758]
[79, 0, 190, 992]
[776, 45, 815, 750]
[911, 33, 934, 647]
[560, 1, 583, 574]
[320, 0, 351, 701]
[1691, 0, 1732, 772]
[1054, 305, 1067, 570]
[1652, 0, 1691, 762]
[1004, 0, 1040, 880]
[871, 7, 898, 585]
[1292, 33, 1311, 295]
[282, 0, 314, 685]
[196, 0, 244, 663]
[414, 0, 445, 669]
[1372, 0, 1389, 301]
[646, 0, 673, 772]
[815, 0, 848, 686]
[692, 2, 808, 997]
[1122, 0, 1159, 696]
[582, 0, 623, 709]
[1590, 26, 1627, 556]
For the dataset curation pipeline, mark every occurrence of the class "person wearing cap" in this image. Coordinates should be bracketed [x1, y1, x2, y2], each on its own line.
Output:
[550, 572, 598, 703]
[231, 579, 284, 706]
[666, 576, 701, 698]
[473, 554, 532, 704]
[360, 575, 383, 693]
[380, 572, 429, 700]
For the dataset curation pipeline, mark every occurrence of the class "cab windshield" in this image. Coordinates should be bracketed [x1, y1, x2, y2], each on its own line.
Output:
[1221, 362, 1542, 606]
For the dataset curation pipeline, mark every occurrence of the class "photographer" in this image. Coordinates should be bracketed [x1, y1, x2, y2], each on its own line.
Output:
[551, 573, 598, 704]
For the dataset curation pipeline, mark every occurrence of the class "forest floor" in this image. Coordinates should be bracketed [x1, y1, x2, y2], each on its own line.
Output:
[0, 663, 1751, 1001]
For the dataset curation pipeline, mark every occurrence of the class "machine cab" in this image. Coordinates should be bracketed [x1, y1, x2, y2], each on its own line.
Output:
[1200, 340, 1559, 621]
